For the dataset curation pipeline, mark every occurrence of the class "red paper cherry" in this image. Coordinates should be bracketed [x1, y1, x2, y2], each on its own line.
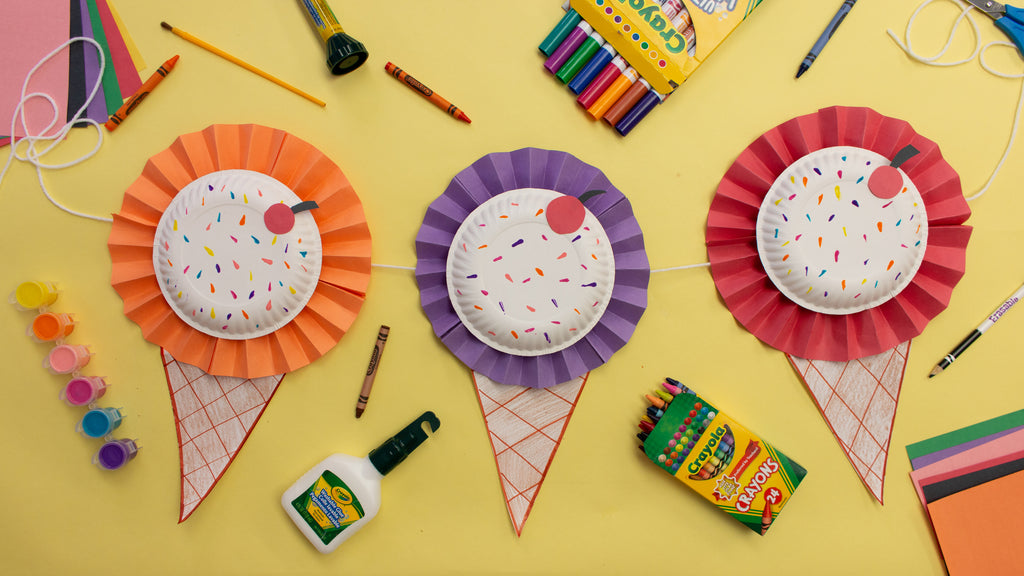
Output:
[545, 195, 585, 234]
[264, 203, 296, 234]
[867, 166, 902, 199]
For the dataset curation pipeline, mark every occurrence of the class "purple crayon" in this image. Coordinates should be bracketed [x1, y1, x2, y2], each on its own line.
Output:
[544, 21, 593, 74]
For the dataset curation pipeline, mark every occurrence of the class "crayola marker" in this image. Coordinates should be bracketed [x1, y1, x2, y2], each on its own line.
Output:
[567, 42, 616, 94]
[587, 66, 639, 119]
[556, 31, 604, 84]
[577, 55, 626, 109]
[539, 3, 582, 56]
[544, 21, 593, 74]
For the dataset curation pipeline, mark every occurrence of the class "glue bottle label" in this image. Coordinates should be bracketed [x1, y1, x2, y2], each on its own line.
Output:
[289, 470, 365, 545]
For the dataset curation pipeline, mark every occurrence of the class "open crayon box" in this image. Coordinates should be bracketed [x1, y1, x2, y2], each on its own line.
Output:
[639, 378, 807, 534]
[540, 0, 764, 135]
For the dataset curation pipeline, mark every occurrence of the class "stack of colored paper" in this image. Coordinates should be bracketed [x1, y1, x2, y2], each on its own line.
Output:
[906, 409, 1024, 576]
[0, 0, 144, 146]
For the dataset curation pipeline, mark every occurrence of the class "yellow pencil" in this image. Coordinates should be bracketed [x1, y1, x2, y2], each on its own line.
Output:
[160, 22, 326, 107]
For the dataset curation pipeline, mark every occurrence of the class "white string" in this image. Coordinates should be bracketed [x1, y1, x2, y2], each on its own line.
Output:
[370, 262, 711, 273]
[652, 262, 710, 272]
[0, 37, 111, 222]
[371, 263, 416, 271]
[887, 0, 1024, 201]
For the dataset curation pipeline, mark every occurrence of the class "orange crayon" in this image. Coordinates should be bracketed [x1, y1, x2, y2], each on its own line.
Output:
[384, 61, 471, 124]
[105, 55, 179, 131]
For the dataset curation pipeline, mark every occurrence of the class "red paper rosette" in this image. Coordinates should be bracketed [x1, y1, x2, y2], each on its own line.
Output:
[706, 106, 972, 361]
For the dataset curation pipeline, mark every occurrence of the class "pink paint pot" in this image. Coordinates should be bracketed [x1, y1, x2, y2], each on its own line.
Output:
[93, 438, 140, 471]
[45, 344, 92, 374]
[60, 376, 107, 406]
[30, 312, 76, 342]
[9, 281, 58, 310]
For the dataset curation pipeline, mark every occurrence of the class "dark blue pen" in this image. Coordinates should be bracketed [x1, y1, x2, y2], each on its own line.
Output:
[796, 0, 858, 78]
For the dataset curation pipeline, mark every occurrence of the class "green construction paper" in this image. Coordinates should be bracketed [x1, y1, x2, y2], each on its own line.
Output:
[85, 0, 122, 115]
[906, 409, 1024, 463]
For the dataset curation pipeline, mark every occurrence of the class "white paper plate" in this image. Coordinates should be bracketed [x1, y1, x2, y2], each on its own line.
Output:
[755, 147, 928, 315]
[446, 188, 615, 356]
[153, 169, 323, 339]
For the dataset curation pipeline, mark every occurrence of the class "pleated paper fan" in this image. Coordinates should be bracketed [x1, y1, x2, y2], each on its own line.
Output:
[108, 124, 372, 379]
[415, 148, 650, 388]
[706, 106, 972, 362]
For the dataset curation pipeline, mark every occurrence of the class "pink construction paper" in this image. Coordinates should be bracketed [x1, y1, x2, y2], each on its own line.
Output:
[95, 0, 141, 97]
[910, 428, 1024, 508]
[0, 1, 72, 138]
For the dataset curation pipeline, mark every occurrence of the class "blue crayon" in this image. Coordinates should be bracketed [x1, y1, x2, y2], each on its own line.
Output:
[615, 89, 666, 136]
[567, 42, 616, 94]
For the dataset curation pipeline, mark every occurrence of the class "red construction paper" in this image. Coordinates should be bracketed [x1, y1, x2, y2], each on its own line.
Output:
[707, 106, 972, 361]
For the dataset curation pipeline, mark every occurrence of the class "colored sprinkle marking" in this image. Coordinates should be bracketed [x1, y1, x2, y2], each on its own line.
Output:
[493, 256, 503, 262]
[251, 235, 260, 244]
[813, 167, 822, 175]
[535, 268, 544, 276]
[512, 239, 524, 248]
[877, 222, 883, 232]
[216, 264, 221, 273]
[239, 215, 246, 225]
[205, 246, 214, 256]
[557, 252, 567, 259]
[504, 274, 513, 282]
[262, 258, 273, 265]
[209, 283, 216, 293]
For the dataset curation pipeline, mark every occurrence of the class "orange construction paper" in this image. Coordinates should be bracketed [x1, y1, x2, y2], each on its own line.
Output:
[108, 124, 372, 378]
[926, 469, 1024, 576]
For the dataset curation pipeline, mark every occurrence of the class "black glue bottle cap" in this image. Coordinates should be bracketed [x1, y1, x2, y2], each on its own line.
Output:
[368, 411, 441, 476]
[326, 32, 369, 75]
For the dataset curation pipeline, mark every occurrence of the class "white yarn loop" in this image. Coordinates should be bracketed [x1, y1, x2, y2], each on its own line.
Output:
[0, 36, 111, 222]
[887, 0, 1024, 201]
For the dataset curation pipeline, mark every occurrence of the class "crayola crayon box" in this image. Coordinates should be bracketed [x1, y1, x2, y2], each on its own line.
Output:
[641, 380, 806, 535]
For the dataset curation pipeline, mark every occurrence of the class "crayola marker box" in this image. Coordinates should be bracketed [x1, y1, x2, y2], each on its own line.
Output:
[569, 0, 764, 94]
[641, 379, 806, 535]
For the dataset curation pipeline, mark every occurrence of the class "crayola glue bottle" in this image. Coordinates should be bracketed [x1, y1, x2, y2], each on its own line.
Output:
[282, 411, 440, 553]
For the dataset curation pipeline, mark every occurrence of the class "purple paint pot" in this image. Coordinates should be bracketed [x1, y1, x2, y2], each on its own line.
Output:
[93, 439, 139, 471]
[60, 376, 107, 406]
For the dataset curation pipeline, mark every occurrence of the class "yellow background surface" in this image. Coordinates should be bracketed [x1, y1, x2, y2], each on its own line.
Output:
[2, 1, 1023, 574]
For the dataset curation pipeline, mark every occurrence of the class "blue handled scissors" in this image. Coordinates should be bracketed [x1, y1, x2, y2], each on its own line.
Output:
[966, 0, 1024, 56]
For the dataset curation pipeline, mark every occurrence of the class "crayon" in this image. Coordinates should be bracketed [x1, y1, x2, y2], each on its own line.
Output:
[577, 55, 626, 109]
[761, 499, 773, 535]
[639, 420, 655, 433]
[355, 325, 390, 418]
[587, 66, 638, 119]
[645, 393, 668, 410]
[544, 21, 593, 74]
[665, 377, 693, 395]
[105, 55, 179, 131]
[556, 31, 604, 84]
[603, 78, 650, 126]
[384, 62, 471, 124]
[568, 42, 615, 94]
[539, 5, 582, 56]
